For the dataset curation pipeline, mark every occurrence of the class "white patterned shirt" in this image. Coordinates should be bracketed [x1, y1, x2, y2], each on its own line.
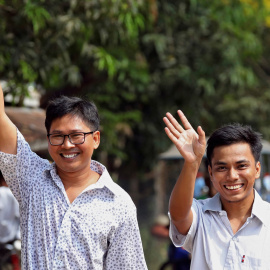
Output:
[169, 191, 270, 270]
[0, 130, 148, 270]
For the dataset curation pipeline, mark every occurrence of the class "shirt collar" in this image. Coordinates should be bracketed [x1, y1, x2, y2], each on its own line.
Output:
[89, 160, 121, 196]
[44, 160, 120, 196]
[252, 190, 270, 226]
[202, 189, 270, 226]
[202, 193, 222, 212]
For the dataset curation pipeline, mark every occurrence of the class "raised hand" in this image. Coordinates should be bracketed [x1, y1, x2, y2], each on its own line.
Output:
[163, 110, 206, 163]
[0, 83, 17, 154]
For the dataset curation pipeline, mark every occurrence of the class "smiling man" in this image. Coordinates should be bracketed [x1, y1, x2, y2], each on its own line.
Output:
[0, 85, 148, 270]
[163, 110, 270, 270]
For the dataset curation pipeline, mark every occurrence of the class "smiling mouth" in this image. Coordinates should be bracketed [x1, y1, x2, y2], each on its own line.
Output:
[224, 184, 244, 190]
[60, 153, 79, 158]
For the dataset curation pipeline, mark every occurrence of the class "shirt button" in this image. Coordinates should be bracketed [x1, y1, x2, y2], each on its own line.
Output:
[232, 237, 238, 241]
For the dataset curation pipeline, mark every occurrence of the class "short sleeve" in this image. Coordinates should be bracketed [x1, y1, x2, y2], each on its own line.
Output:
[104, 204, 148, 270]
[0, 129, 50, 206]
[169, 200, 200, 253]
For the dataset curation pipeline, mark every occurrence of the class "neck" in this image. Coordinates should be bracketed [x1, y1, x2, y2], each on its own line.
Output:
[0, 181, 8, 187]
[224, 199, 253, 219]
[56, 167, 100, 203]
[57, 167, 100, 189]
[221, 191, 255, 234]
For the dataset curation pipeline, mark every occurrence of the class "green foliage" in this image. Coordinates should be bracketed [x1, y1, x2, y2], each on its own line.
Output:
[1, 0, 270, 193]
[20, 60, 38, 82]
[4, 2, 270, 267]
[0, 0, 148, 158]
[23, 1, 51, 34]
[141, 0, 270, 139]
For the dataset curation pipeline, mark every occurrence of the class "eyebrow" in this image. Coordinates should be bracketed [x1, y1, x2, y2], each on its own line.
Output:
[213, 159, 250, 166]
[50, 129, 84, 134]
[213, 161, 226, 166]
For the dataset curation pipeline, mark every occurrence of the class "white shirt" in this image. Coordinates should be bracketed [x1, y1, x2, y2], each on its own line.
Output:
[0, 186, 20, 244]
[0, 130, 148, 270]
[169, 191, 270, 270]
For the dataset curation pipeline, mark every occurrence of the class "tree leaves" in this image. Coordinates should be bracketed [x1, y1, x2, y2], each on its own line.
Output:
[1, 0, 270, 180]
[23, 1, 51, 34]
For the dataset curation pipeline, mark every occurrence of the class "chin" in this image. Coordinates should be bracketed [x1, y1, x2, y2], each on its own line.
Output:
[56, 164, 79, 173]
[224, 194, 250, 203]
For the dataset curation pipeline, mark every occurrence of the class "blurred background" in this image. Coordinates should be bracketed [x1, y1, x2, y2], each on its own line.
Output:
[1, 0, 270, 269]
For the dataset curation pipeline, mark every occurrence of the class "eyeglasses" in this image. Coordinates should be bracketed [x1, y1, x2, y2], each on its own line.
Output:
[47, 131, 96, 146]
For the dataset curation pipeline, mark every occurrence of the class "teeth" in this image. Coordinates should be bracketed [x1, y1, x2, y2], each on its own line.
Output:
[225, 185, 242, 190]
[62, 154, 77, 158]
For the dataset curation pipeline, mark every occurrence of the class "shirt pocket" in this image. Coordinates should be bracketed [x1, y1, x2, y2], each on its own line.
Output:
[243, 257, 262, 270]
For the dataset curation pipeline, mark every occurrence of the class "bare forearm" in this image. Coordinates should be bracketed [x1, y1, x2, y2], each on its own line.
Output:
[0, 85, 4, 115]
[163, 110, 206, 234]
[0, 84, 17, 154]
[169, 160, 201, 233]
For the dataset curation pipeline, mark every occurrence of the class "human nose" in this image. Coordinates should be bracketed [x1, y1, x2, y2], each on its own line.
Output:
[227, 168, 239, 180]
[61, 135, 74, 148]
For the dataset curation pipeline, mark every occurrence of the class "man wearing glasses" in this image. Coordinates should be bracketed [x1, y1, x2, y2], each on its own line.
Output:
[0, 85, 148, 270]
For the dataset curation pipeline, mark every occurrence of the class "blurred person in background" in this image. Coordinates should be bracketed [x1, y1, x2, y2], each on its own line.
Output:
[163, 110, 270, 269]
[151, 214, 191, 270]
[0, 84, 147, 270]
[193, 172, 206, 199]
[0, 170, 20, 245]
[0, 170, 21, 270]
[263, 172, 270, 201]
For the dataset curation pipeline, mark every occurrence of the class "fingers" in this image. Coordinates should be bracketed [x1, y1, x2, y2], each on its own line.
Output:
[197, 126, 206, 145]
[163, 117, 180, 140]
[164, 127, 179, 145]
[177, 110, 193, 130]
[163, 110, 194, 135]
[164, 112, 185, 135]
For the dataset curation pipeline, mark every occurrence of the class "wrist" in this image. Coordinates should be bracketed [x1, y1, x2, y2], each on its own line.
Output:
[184, 159, 202, 170]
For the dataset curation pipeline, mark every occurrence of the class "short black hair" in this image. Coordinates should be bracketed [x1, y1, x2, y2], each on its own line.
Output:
[207, 123, 262, 166]
[45, 96, 100, 133]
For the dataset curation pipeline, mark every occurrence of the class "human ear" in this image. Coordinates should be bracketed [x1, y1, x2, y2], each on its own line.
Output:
[93, 131, 100, 149]
[208, 165, 213, 181]
[255, 161, 261, 179]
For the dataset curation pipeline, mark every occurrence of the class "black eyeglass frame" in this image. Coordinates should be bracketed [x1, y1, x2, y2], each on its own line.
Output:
[47, 131, 97, 146]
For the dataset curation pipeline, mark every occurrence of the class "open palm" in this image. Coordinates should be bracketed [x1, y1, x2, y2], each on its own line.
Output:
[163, 110, 206, 163]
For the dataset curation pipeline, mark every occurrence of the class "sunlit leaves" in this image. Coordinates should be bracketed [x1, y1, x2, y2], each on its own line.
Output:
[23, 1, 51, 34]
[0, 0, 150, 168]
[2, 0, 270, 171]
[19, 60, 37, 82]
[0, 0, 146, 90]
[94, 48, 117, 79]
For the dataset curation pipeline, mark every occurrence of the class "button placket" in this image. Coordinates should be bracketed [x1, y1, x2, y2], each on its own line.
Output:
[53, 207, 73, 267]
